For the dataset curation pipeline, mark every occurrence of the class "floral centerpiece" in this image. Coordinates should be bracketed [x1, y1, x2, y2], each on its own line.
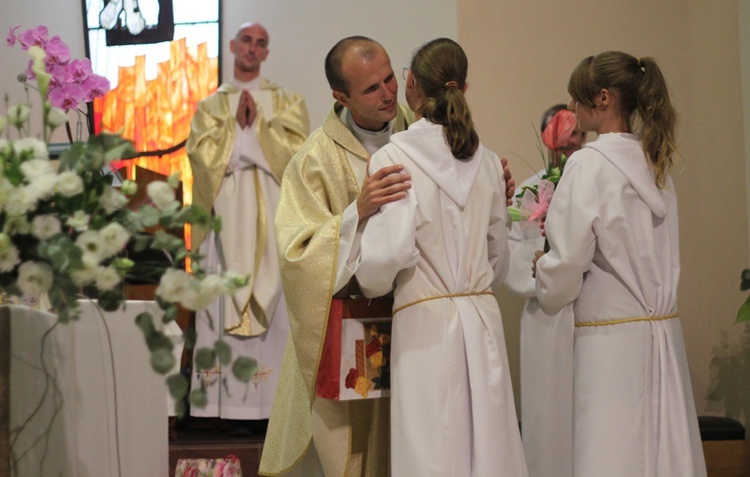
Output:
[0, 25, 254, 413]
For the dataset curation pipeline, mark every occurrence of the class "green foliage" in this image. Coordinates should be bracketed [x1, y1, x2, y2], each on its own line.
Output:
[189, 386, 208, 408]
[232, 356, 259, 383]
[151, 348, 176, 374]
[215, 339, 232, 366]
[166, 373, 189, 400]
[194, 347, 217, 371]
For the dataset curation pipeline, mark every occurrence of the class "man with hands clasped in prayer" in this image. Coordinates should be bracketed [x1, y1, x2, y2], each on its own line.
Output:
[187, 22, 309, 429]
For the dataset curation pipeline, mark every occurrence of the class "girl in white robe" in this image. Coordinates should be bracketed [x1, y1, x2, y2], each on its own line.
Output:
[356, 38, 528, 477]
[534, 51, 706, 477]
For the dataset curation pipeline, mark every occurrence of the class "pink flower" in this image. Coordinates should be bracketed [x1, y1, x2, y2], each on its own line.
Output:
[47, 64, 68, 90]
[43, 35, 71, 67]
[6, 25, 20, 46]
[17, 25, 48, 50]
[542, 109, 577, 151]
[66, 58, 94, 84]
[520, 179, 555, 225]
[81, 75, 111, 101]
[48, 83, 85, 110]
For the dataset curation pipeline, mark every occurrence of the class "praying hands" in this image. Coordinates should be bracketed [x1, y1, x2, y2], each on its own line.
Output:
[235, 90, 257, 129]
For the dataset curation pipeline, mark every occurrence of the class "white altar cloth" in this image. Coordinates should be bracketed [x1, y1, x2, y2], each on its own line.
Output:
[6, 300, 180, 477]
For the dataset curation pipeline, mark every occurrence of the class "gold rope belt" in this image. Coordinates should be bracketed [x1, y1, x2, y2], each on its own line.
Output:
[575, 313, 678, 328]
[392, 291, 495, 314]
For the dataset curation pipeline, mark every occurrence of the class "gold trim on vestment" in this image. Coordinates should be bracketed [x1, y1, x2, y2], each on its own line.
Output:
[575, 313, 678, 328]
[392, 291, 495, 314]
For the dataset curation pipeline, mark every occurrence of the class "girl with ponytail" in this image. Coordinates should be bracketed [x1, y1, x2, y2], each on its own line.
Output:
[355, 38, 529, 476]
[534, 51, 706, 476]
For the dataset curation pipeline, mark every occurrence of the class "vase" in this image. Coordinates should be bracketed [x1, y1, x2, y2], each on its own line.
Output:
[0, 301, 174, 476]
[0, 307, 10, 477]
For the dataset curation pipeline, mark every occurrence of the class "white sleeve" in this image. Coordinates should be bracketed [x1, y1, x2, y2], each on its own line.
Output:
[487, 156, 510, 292]
[333, 201, 363, 294]
[535, 157, 597, 315]
[356, 150, 419, 298]
[504, 221, 544, 297]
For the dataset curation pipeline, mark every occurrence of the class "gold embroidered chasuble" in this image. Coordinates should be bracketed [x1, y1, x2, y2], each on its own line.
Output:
[259, 103, 413, 477]
[187, 79, 309, 336]
[188, 79, 310, 250]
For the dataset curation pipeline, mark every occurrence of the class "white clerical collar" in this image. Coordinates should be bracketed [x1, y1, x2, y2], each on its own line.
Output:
[341, 107, 393, 157]
[231, 76, 264, 91]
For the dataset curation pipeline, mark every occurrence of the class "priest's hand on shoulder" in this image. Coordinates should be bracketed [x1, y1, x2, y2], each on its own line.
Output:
[501, 157, 515, 206]
[357, 163, 412, 225]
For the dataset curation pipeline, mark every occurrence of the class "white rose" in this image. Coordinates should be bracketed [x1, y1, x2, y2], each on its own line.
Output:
[156, 268, 195, 305]
[13, 137, 47, 161]
[0, 177, 13, 209]
[66, 210, 90, 232]
[54, 171, 84, 197]
[0, 235, 20, 272]
[95, 266, 121, 291]
[4, 186, 37, 216]
[99, 222, 130, 257]
[146, 181, 177, 210]
[99, 185, 128, 213]
[28, 173, 58, 201]
[3, 215, 31, 235]
[46, 107, 68, 129]
[75, 230, 104, 261]
[21, 159, 55, 180]
[17, 261, 54, 298]
[31, 215, 62, 240]
[71, 254, 99, 286]
[7, 104, 31, 128]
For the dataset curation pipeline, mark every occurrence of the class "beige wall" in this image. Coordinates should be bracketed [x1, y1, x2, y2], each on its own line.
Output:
[459, 0, 750, 431]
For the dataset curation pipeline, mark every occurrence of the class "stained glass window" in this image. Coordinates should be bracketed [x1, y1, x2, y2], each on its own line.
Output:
[81, 0, 221, 209]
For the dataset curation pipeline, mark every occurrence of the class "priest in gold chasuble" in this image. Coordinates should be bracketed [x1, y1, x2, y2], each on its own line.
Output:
[188, 22, 309, 422]
[259, 36, 414, 477]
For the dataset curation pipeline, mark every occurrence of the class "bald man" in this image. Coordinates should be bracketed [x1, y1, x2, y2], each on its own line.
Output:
[187, 22, 309, 428]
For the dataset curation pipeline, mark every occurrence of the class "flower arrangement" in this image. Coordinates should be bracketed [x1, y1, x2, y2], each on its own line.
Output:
[344, 323, 391, 398]
[0, 25, 254, 413]
[508, 109, 578, 251]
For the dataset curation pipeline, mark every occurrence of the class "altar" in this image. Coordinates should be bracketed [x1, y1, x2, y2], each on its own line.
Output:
[3, 300, 182, 476]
